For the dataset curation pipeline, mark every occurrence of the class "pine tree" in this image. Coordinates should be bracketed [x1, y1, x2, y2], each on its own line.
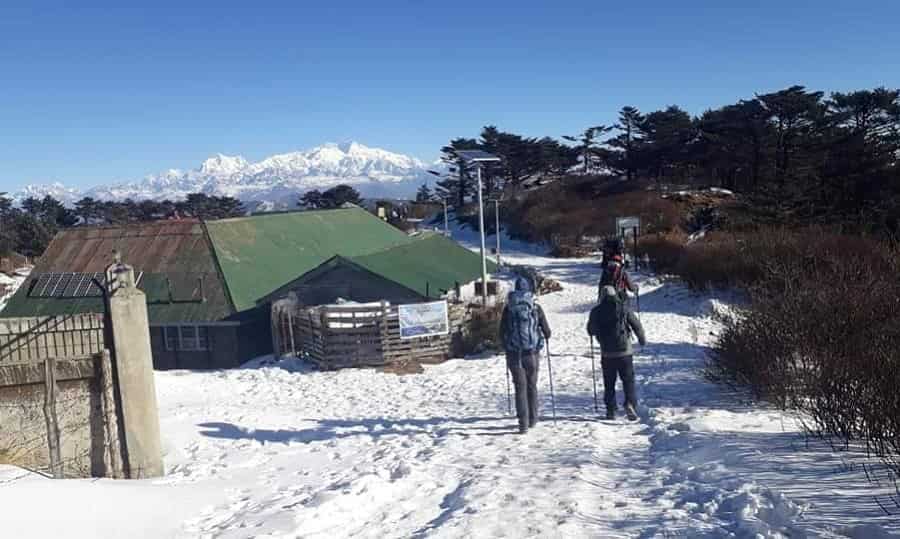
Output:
[74, 197, 103, 224]
[607, 106, 645, 181]
[563, 126, 612, 174]
[639, 106, 695, 185]
[756, 85, 825, 187]
[0, 193, 14, 256]
[438, 138, 480, 208]
[416, 184, 435, 203]
[11, 212, 52, 258]
[177, 193, 245, 219]
[320, 185, 362, 208]
[299, 190, 324, 209]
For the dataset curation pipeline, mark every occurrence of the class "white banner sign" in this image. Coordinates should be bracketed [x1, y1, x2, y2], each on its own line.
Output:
[399, 300, 449, 339]
[616, 216, 641, 235]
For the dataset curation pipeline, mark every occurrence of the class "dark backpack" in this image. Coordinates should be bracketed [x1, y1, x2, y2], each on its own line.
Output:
[599, 260, 625, 290]
[503, 291, 543, 352]
[590, 294, 631, 351]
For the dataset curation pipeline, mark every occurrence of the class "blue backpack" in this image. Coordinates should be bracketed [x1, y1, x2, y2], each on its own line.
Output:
[503, 291, 543, 352]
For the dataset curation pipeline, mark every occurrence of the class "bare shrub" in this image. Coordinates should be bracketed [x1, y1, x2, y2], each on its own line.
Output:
[505, 181, 681, 246]
[637, 231, 687, 274]
[708, 230, 900, 478]
[460, 302, 505, 355]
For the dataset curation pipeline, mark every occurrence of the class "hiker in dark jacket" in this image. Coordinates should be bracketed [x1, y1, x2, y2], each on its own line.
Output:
[499, 277, 552, 434]
[587, 285, 647, 421]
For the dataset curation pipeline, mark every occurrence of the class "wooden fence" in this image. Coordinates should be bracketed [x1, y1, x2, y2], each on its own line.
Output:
[272, 300, 468, 369]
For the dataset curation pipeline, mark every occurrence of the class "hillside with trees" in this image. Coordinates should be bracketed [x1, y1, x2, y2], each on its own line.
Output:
[437, 84, 900, 238]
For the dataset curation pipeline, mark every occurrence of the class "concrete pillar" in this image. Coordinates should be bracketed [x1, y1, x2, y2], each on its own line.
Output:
[106, 257, 164, 478]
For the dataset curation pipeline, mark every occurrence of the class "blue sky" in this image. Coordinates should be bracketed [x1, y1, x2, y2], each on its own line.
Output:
[1, 1, 898, 191]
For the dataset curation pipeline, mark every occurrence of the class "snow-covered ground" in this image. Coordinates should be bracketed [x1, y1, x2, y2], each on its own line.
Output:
[0, 267, 29, 313]
[1, 236, 898, 538]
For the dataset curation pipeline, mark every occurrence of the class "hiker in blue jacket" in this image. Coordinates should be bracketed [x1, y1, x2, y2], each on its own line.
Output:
[499, 277, 552, 434]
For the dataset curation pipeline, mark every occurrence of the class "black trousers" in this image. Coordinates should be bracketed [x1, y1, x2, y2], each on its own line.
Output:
[601, 355, 636, 411]
[507, 350, 540, 429]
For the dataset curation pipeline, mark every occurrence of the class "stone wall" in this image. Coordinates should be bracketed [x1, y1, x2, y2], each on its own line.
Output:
[0, 353, 120, 478]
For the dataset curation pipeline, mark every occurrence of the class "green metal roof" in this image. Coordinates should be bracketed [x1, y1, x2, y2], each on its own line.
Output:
[204, 207, 411, 311]
[350, 232, 498, 298]
[1, 221, 234, 323]
[2, 208, 496, 324]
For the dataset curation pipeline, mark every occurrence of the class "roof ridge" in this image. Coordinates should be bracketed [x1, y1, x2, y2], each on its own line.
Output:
[201, 220, 237, 314]
[350, 232, 443, 259]
[212, 206, 361, 224]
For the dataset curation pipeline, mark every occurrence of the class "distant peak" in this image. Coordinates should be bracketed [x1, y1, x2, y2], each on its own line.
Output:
[199, 153, 248, 175]
[337, 141, 363, 153]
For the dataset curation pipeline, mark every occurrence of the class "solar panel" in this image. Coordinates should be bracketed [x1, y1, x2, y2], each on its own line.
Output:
[28, 272, 107, 298]
[455, 150, 502, 163]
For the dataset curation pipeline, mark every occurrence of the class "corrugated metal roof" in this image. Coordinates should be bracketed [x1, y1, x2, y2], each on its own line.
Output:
[205, 207, 411, 311]
[350, 233, 498, 298]
[1, 209, 486, 323]
[2, 221, 234, 323]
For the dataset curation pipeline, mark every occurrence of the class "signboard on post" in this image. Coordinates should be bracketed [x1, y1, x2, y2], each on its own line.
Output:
[398, 300, 449, 339]
[615, 216, 641, 236]
[615, 216, 642, 269]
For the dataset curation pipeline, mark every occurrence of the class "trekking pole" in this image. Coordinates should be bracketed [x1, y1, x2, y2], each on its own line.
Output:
[505, 359, 512, 416]
[589, 337, 599, 414]
[546, 341, 557, 425]
[636, 287, 642, 323]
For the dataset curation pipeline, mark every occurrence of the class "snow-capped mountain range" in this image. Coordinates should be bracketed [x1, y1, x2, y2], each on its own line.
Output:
[11, 142, 437, 211]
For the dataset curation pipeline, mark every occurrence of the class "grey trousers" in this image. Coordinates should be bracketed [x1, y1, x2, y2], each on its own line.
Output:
[507, 350, 540, 429]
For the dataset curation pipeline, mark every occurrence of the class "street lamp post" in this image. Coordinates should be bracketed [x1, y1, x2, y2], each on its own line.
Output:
[493, 198, 501, 267]
[456, 151, 502, 307]
[476, 166, 488, 304]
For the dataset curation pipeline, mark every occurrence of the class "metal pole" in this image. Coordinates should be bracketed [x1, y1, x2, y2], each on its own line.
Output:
[443, 198, 449, 237]
[477, 165, 488, 306]
[589, 337, 599, 413]
[506, 356, 512, 415]
[494, 199, 501, 267]
[633, 226, 639, 270]
[546, 343, 556, 425]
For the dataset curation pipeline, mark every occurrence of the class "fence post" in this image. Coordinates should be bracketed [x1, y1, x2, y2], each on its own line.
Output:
[380, 301, 390, 364]
[98, 349, 123, 478]
[287, 309, 296, 358]
[43, 357, 62, 478]
[106, 261, 164, 479]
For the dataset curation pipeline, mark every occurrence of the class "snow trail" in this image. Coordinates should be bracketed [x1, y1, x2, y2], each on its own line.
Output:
[1, 235, 898, 537]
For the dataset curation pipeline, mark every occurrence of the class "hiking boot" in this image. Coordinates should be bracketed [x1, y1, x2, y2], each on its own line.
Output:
[518, 425, 529, 435]
[625, 404, 638, 421]
[605, 409, 616, 420]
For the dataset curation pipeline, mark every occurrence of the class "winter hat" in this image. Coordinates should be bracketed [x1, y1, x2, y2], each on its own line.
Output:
[514, 276, 532, 292]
